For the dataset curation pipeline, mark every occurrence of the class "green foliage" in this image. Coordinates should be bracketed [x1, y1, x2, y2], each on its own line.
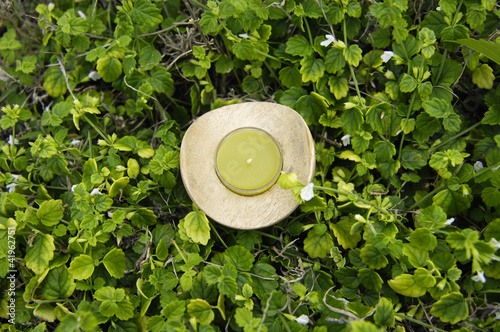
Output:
[0, 0, 499, 331]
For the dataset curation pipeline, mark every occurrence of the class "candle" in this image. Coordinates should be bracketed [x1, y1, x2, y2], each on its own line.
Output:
[215, 127, 283, 196]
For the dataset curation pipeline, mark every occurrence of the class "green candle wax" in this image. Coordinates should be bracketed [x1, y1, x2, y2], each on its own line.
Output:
[215, 128, 283, 196]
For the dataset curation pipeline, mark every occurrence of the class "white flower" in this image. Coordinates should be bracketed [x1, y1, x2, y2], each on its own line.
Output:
[473, 161, 484, 172]
[6, 183, 17, 193]
[90, 188, 102, 196]
[490, 238, 500, 249]
[294, 314, 309, 325]
[381, 51, 394, 63]
[238, 33, 249, 39]
[77, 10, 87, 19]
[320, 34, 337, 47]
[444, 218, 455, 226]
[11, 174, 20, 181]
[69, 139, 82, 147]
[436, 6, 441, 11]
[7, 135, 19, 146]
[300, 183, 315, 201]
[341, 134, 351, 146]
[495, 311, 500, 320]
[88, 71, 101, 81]
[471, 271, 486, 283]
[70, 185, 77, 192]
[108, 211, 114, 218]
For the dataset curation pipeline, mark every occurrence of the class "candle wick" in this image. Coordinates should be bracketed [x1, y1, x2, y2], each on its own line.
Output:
[247, 158, 252, 164]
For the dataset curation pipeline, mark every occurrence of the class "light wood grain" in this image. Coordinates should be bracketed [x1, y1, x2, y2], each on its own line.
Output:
[180, 102, 315, 229]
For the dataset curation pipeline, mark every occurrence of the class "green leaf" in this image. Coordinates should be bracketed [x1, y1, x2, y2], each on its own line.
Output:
[343, 44, 362, 66]
[334, 267, 360, 288]
[330, 218, 361, 249]
[374, 298, 395, 327]
[423, 98, 452, 118]
[218, 275, 238, 297]
[115, 300, 135, 320]
[26, 233, 55, 275]
[148, 66, 174, 95]
[234, 307, 260, 331]
[403, 244, 429, 268]
[102, 248, 126, 279]
[341, 107, 364, 134]
[410, 229, 437, 251]
[295, 92, 329, 125]
[325, 47, 346, 74]
[350, 320, 384, 332]
[162, 300, 186, 320]
[100, 300, 118, 317]
[224, 245, 254, 271]
[184, 210, 211, 245]
[413, 113, 441, 143]
[187, 299, 214, 325]
[279, 67, 302, 88]
[429, 292, 468, 324]
[300, 55, 325, 83]
[139, 45, 162, 68]
[433, 187, 473, 216]
[399, 74, 417, 93]
[482, 105, 500, 125]
[68, 254, 94, 280]
[374, 141, 396, 163]
[285, 35, 313, 56]
[232, 40, 256, 61]
[388, 274, 426, 297]
[484, 219, 500, 242]
[328, 76, 349, 100]
[41, 266, 76, 299]
[360, 244, 389, 269]
[413, 268, 436, 288]
[109, 177, 130, 198]
[37, 199, 64, 227]
[451, 38, 500, 66]
[131, 0, 163, 29]
[97, 56, 122, 82]
[357, 268, 383, 291]
[472, 64, 494, 89]
[303, 226, 333, 258]
[43, 66, 67, 98]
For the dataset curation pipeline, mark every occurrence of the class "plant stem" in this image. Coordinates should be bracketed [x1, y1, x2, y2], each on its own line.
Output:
[395, 313, 447, 332]
[82, 114, 112, 145]
[429, 121, 481, 154]
[343, 19, 364, 107]
[397, 92, 417, 161]
[315, 185, 392, 217]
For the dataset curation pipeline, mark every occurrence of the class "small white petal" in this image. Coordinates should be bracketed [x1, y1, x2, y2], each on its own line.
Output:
[444, 218, 455, 226]
[471, 271, 486, 283]
[473, 161, 484, 172]
[90, 188, 102, 196]
[70, 185, 77, 192]
[294, 314, 309, 325]
[238, 33, 249, 39]
[108, 211, 114, 218]
[88, 71, 101, 81]
[355, 214, 362, 220]
[300, 183, 315, 201]
[11, 174, 21, 181]
[381, 51, 394, 63]
[247, 158, 252, 164]
[7, 135, 19, 146]
[341, 134, 351, 146]
[69, 139, 82, 147]
[6, 183, 17, 193]
[436, 6, 441, 11]
[490, 238, 500, 249]
[77, 10, 87, 19]
[320, 34, 337, 47]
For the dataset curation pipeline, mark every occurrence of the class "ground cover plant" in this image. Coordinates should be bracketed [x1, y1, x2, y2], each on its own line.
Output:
[0, 0, 500, 331]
